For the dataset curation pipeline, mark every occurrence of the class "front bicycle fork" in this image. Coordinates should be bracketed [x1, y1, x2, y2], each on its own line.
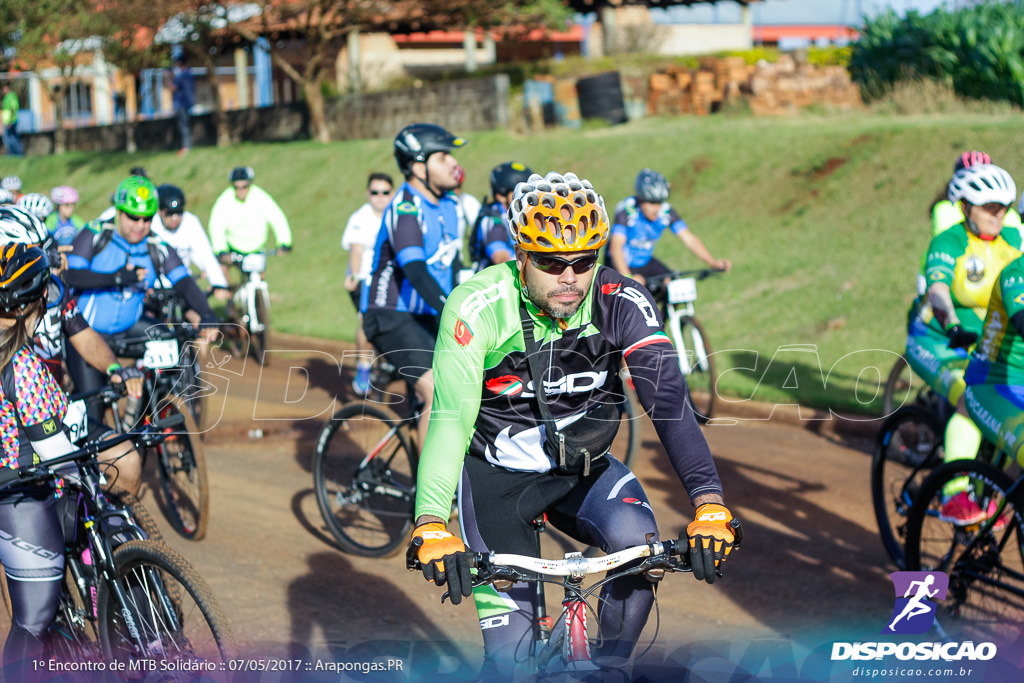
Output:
[665, 304, 707, 375]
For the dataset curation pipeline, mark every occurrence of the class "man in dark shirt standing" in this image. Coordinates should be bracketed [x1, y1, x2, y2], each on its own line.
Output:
[165, 50, 195, 156]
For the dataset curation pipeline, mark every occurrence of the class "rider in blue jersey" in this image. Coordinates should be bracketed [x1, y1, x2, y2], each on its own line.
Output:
[608, 169, 731, 286]
[469, 161, 533, 272]
[63, 176, 219, 420]
[361, 123, 467, 445]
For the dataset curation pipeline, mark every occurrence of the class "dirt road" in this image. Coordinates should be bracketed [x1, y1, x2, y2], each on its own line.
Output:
[19, 338, 1024, 682]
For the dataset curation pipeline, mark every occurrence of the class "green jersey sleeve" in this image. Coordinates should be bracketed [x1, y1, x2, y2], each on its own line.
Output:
[924, 227, 967, 289]
[414, 276, 502, 523]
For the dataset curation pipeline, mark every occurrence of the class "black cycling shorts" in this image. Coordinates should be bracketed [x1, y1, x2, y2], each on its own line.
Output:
[361, 309, 439, 383]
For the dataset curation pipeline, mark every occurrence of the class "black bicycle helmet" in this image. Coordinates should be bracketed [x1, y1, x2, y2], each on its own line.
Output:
[229, 166, 255, 183]
[634, 168, 670, 203]
[157, 184, 186, 212]
[489, 161, 534, 197]
[393, 124, 467, 177]
[0, 243, 51, 312]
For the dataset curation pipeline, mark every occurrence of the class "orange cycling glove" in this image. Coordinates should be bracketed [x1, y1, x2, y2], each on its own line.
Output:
[408, 523, 473, 604]
[686, 503, 738, 584]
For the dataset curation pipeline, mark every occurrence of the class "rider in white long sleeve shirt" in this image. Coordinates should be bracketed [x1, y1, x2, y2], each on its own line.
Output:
[152, 184, 229, 296]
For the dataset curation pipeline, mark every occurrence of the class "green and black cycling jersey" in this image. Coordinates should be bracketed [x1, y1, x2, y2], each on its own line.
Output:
[415, 261, 723, 522]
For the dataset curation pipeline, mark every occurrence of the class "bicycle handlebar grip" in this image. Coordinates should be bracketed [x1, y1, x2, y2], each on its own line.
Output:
[405, 535, 424, 570]
[730, 518, 743, 547]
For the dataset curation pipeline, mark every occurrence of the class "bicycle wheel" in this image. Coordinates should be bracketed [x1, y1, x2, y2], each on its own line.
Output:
[617, 368, 642, 469]
[250, 287, 270, 366]
[904, 459, 1024, 639]
[882, 355, 914, 417]
[50, 558, 101, 663]
[870, 405, 944, 569]
[152, 394, 210, 541]
[97, 540, 235, 668]
[680, 317, 716, 423]
[313, 401, 417, 557]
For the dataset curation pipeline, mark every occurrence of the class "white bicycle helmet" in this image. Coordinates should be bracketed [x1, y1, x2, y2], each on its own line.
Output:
[948, 164, 1017, 206]
[0, 205, 50, 245]
[1, 176, 22, 193]
[16, 193, 54, 220]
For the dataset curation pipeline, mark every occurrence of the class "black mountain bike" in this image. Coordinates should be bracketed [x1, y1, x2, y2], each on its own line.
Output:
[106, 324, 210, 540]
[2, 419, 234, 670]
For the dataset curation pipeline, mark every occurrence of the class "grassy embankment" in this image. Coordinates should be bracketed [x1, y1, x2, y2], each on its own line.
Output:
[8, 111, 1024, 414]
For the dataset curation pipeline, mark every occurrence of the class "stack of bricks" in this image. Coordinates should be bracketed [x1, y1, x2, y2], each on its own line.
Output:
[647, 54, 862, 117]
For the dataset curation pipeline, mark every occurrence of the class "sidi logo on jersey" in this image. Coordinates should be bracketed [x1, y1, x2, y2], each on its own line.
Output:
[485, 375, 524, 395]
[454, 318, 474, 347]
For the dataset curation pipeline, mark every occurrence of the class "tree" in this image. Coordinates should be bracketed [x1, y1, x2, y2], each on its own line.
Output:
[96, 0, 178, 152]
[157, 2, 264, 147]
[227, 0, 573, 143]
[0, 0, 106, 154]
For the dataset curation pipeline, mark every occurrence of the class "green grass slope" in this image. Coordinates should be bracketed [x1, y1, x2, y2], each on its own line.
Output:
[8, 111, 1024, 413]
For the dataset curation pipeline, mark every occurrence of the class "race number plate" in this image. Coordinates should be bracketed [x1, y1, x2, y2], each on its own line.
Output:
[667, 277, 698, 304]
[63, 399, 88, 443]
[143, 339, 180, 369]
[241, 253, 266, 273]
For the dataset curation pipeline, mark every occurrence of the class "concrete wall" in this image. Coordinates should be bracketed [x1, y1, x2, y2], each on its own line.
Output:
[18, 75, 510, 155]
[658, 25, 752, 55]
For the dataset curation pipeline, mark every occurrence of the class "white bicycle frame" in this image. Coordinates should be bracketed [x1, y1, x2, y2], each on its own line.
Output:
[485, 542, 675, 674]
[663, 277, 711, 376]
[234, 254, 270, 334]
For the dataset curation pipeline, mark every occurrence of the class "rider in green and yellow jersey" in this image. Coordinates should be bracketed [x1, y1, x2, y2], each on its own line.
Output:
[908, 164, 1022, 524]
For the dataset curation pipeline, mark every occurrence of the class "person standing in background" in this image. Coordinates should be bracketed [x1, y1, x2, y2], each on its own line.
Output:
[165, 50, 195, 156]
[1, 82, 22, 157]
[341, 173, 394, 394]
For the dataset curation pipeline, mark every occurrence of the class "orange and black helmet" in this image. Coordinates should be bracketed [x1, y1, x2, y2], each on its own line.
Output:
[0, 243, 50, 312]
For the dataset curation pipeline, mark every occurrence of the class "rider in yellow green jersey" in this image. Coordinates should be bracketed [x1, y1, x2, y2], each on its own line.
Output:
[910, 164, 1022, 524]
[907, 164, 1022, 412]
[918, 151, 1022, 294]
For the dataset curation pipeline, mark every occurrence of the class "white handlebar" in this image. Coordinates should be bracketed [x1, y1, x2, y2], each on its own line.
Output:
[488, 542, 665, 578]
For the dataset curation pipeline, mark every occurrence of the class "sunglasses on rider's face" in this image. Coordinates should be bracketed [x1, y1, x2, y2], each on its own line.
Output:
[123, 212, 153, 224]
[529, 253, 599, 275]
[980, 202, 1011, 215]
[368, 189, 392, 196]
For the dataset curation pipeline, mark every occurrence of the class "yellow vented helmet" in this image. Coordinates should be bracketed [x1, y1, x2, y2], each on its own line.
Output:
[507, 172, 609, 253]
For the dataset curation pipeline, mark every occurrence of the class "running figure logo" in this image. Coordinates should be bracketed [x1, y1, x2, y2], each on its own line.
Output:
[883, 571, 948, 635]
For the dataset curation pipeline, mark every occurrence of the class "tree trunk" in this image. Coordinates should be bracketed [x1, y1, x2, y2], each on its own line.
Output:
[51, 85, 68, 155]
[199, 49, 231, 147]
[304, 81, 330, 143]
[125, 115, 137, 153]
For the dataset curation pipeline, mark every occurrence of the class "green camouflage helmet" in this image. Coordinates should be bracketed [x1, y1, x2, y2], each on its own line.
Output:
[113, 176, 159, 217]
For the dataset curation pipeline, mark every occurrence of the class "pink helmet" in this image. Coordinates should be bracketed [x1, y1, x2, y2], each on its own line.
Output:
[954, 151, 991, 173]
[51, 185, 79, 205]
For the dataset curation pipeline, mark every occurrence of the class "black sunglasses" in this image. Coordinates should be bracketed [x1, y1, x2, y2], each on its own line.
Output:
[529, 253, 599, 275]
[368, 189, 392, 196]
[123, 213, 153, 223]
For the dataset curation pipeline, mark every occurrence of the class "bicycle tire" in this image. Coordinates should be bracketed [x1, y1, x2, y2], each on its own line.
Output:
[617, 369, 642, 469]
[97, 539, 235, 666]
[679, 316, 716, 424]
[882, 355, 914, 417]
[152, 394, 210, 540]
[313, 401, 418, 557]
[106, 490, 165, 546]
[251, 287, 270, 366]
[50, 557, 101, 664]
[870, 405, 944, 569]
[904, 459, 1024, 638]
